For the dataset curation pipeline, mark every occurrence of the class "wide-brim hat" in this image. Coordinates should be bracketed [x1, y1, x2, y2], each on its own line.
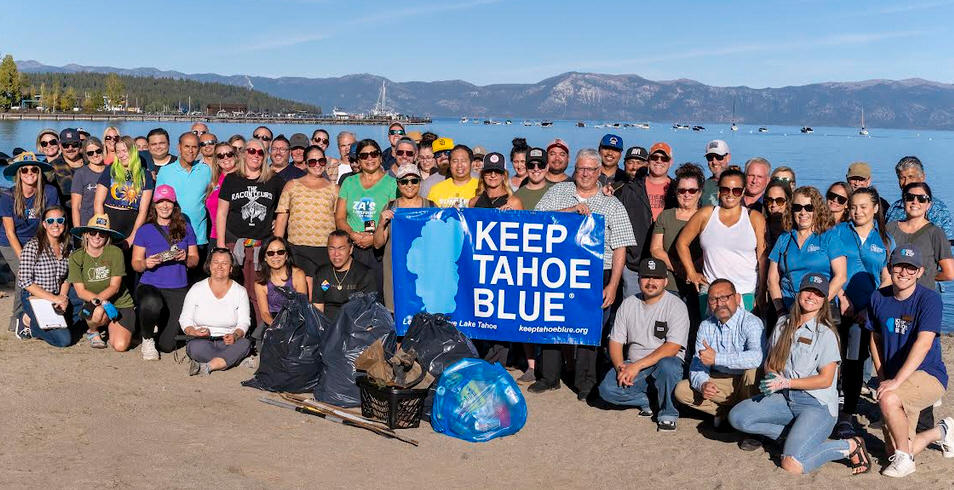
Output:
[71, 213, 125, 241]
[3, 152, 54, 179]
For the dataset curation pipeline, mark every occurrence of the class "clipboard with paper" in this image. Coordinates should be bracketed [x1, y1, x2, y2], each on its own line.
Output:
[28, 298, 68, 330]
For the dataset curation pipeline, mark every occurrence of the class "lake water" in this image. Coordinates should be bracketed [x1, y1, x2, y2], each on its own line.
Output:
[2, 118, 953, 332]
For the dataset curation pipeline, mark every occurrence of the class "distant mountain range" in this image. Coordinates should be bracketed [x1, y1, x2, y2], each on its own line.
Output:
[18, 60, 954, 130]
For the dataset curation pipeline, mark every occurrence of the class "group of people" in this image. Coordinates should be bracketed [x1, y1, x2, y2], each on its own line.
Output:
[2, 123, 952, 477]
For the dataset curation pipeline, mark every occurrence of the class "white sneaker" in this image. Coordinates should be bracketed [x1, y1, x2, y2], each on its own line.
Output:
[141, 338, 160, 361]
[883, 451, 916, 478]
[939, 417, 954, 459]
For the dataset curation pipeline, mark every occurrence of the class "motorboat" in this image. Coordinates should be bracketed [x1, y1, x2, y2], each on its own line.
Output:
[800, 127, 814, 133]
[758, 127, 769, 133]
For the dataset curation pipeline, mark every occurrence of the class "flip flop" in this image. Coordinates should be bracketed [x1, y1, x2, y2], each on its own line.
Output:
[85, 331, 106, 349]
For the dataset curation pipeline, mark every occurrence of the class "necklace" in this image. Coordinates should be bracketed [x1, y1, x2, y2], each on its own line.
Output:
[488, 193, 506, 207]
[332, 267, 350, 290]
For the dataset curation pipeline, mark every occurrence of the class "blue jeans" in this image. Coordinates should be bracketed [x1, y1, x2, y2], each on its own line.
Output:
[728, 390, 849, 473]
[21, 290, 73, 348]
[599, 356, 684, 422]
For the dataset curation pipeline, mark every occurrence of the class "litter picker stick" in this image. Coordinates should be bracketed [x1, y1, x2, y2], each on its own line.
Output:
[278, 394, 420, 447]
[261, 398, 419, 447]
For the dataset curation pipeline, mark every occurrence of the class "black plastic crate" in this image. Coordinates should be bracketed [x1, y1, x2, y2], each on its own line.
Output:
[357, 375, 429, 429]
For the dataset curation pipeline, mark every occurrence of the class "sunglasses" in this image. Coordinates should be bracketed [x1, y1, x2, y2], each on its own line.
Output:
[526, 161, 547, 170]
[40, 139, 59, 147]
[306, 157, 327, 167]
[19, 166, 40, 175]
[44, 217, 66, 225]
[358, 150, 381, 160]
[676, 187, 699, 195]
[253, 134, 272, 141]
[394, 150, 415, 157]
[649, 154, 671, 163]
[246, 148, 265, 157]
[216, 151, 236, 159]
[765, 197, 787, 206]
[398, 178, 421, 185]
[86, 148, 104, 157]
[792, 203, 814, 213]
[87, 230, 108, 238]
[719, 186, 744, 197]
[62, 142, 81, 149]
[705, 154, 727, 162]
[388, 129, 406, 136]
[904, 193, 931, 204]
[104, 135, 119, 141]
[265, 249, 287, 257]
[192, 130, 207, 136]
[312, 137, 329, 144]
[199, 140, 218, 147]
[826, 192, 848, 205]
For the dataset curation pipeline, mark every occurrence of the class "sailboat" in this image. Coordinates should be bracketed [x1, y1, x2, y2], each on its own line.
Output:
[859, 108, 869, 136]
[730, 98, 738, 131]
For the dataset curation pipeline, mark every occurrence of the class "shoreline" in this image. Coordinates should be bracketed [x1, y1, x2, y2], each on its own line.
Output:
[0, 112, 431, 126]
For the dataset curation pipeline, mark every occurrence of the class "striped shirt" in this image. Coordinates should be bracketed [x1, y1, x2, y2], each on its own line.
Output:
[689, 306, 765, 391]
[17, 237, 70, 293]
[534, 182, 637, 269]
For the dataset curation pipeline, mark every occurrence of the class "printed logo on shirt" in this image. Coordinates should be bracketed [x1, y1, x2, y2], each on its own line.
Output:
[110, 179, 142, 207]
[353, 197, 377, 221]
[236, 186, 270, 225]
[869, 243, 884, 254]
[806, 244, 821, 253]
[320, 279, 331, 291]
[886, 316, 911, 335]
[86, 265, 110, 283]
[26, 208, 38, 220]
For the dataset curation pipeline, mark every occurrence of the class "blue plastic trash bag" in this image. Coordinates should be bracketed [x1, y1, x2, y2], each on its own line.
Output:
[431, 358, 528, 442]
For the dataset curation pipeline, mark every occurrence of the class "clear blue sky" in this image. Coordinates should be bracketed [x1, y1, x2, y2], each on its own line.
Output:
[3, 0, 953, 87]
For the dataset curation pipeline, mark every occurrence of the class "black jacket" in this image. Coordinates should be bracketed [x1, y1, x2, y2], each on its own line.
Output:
[614, 176, 677, 271]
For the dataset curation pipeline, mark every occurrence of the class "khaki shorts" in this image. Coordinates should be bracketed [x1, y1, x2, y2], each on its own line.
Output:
[883, 370, 945, 445]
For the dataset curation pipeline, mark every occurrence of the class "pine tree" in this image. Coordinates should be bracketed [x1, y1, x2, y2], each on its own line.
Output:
[0, 54, 24, 109]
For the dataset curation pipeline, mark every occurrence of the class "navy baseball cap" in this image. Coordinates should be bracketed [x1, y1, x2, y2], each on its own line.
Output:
[59, 128, 81, 144]
[890, 245, 923, 268]
[798, 273, 830, 297]
[600, 134, 623, 152]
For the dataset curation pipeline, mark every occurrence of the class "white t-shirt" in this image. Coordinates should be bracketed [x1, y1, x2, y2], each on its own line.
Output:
[179, 278, 251, 337]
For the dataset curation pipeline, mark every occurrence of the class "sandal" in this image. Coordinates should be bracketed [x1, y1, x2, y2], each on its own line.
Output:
[847, 436, 871, 475]
[85, 331, 106, 349]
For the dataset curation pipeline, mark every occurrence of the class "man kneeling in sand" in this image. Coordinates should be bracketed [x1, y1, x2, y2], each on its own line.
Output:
[599, 258, 689, 432]
[675, 279, 764, 432]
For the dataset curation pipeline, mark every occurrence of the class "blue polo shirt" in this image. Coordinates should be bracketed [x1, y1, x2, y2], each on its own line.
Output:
[830, 221, 894, 310]
[156, 160, 212, 245]
[0, 184, 60, 246]
[769, 229, 845, 308]
[865, 285, 947, 388]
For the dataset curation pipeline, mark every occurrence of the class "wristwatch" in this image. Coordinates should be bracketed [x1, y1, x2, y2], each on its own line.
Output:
[92, 298, 102, 306]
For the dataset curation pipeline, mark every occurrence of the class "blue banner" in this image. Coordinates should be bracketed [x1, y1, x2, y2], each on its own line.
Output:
[391, 207, 605, 346]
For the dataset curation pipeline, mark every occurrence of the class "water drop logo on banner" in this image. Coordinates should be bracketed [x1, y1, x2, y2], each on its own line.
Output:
[392, 207, 605, 346]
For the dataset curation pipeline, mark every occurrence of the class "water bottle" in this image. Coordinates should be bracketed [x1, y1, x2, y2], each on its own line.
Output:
[847, 323, 861, 361]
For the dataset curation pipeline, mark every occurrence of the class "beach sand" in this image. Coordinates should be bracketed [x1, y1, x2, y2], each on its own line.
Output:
[1, 289, 952, 490]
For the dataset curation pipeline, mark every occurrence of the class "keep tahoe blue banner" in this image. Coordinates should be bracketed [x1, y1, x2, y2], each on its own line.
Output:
[391, 207, 605, 346]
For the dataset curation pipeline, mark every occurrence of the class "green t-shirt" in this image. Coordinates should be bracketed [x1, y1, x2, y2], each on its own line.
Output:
[513, 181, 554, 211]
[338, 173, 397, 231]
[67, 245, 135, 308]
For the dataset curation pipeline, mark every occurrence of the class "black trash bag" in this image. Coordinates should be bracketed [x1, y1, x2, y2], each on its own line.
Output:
[314, 292, 396, 407]
[242, 289, 329, 393]
[401, 312, 478, 417]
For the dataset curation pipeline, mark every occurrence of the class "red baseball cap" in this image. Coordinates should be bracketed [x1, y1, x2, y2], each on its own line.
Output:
[546, 138, 570, 154]
[649, 142, 672, 158]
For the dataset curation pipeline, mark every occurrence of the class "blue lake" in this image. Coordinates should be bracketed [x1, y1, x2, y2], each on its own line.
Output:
[2, 118, 952, 331]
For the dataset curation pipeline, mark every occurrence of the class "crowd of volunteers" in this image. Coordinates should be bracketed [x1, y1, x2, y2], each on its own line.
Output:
[2, 123, 952, 477]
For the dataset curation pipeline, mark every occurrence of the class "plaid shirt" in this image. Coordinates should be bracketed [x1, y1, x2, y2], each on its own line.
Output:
[535, 182, 637, 269]
[689, 307, 766, 391]
[17, 237, 70, 294]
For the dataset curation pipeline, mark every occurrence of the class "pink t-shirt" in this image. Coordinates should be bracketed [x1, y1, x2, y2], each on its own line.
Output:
[646, 179, 670, 221]
[206, 173, 227, 239]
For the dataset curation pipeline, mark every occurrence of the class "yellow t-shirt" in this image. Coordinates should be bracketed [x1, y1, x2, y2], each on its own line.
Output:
[426, 177, 479, 208]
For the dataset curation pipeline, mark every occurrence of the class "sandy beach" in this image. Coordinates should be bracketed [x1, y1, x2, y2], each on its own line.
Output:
[1, 288, 953, 490]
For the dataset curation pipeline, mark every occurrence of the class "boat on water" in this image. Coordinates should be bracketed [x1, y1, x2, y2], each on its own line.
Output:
[758, 127, 769, 133]
[541, 120, 554, 127]
[859, 108, 869, 136]
[692, 125, 706, 131]
[505, 119, 512, 125]
[672, 124, 690, 130]
[522, 120, 532, 126]
[800, 126, 814, 134]
[332, 107, 350, 119]
[730, 98, 739, 131]
[576, 121, 585, 128]
[636, 123, 650, 130]
[460, 117, 468, 124]
[731, 123, 738, 131]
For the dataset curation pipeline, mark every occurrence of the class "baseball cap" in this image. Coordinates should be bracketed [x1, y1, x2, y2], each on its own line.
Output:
[472, 145, 488, 158]
[289, 133, 309, 150]
[890, 245, 923, 269]
[649, 142, 672, 158]
[482, 152, 506, 173]
[638, 258, 668, 279]
[704, 140, 729, 157]
[624, 147, 649, 162]
[153, 184, 177, 203]
[432, 137, 454, 153]
[394, 164, 422, 179]
[599, 134, 623, 152]
[546, 138, 569, 154]
[77, 128, 90, 138]
[847, 162, 871, 179]
[798, 273, 830, 297]
[527, 147, 547, 165]
[406, 130, 423, 144]
[59, 128, 81, 145]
